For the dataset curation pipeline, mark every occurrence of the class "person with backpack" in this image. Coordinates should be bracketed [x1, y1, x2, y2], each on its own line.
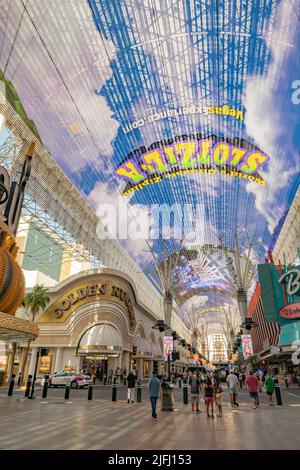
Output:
[126, 370, 137, 403]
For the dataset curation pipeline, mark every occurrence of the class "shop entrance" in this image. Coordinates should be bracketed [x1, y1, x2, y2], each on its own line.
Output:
[81, 356, 108, 382]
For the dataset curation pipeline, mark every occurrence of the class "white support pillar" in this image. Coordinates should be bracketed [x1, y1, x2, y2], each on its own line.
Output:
[137, 358, 143, 379]
[122, 351, 130, 373]
[28, 348, 38, 376]
[54, 347, 64, 373]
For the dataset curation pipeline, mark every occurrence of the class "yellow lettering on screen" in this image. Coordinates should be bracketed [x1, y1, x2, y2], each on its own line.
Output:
[197, 140, 212, 164]
[230, 147, 247, 166]
[140, 150, 168, 174]
[163, 146, 178, 165]
[239, 151, 268, 174]
[174, 141, 197, 168]
[115, 161, 145, 183]
[212, 142, 230, 165]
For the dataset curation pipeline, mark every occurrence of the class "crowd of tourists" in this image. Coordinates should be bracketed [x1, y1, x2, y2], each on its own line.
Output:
[145, 367, 277, 420]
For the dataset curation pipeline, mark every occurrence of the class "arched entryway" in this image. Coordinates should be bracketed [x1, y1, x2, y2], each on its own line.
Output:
[77, 323, 123, 381]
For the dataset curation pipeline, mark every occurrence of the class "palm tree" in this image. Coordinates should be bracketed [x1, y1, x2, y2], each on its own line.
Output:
[20, 285, 50, 382]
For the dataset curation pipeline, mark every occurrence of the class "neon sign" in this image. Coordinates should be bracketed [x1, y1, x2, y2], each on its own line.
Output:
[115, 136, 269, 195]
[278, 268, 300, 319]
[278, 269, 300, 296]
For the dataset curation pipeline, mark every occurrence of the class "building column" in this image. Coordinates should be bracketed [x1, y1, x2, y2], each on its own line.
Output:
[149, 360, 153, 376]
[122, 351, 130, 373]
[28, 348, 38, 377]
[137, 358, 143, 379]
[17, 347, 27, 376]
[54, 348, 64, 373]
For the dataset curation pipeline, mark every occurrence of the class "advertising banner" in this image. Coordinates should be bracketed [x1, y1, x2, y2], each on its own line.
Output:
[241, 335, 253, 358]
[163, 336, 174, 362]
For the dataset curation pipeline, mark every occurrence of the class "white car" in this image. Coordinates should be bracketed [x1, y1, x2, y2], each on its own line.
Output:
[41, 371, 90, 389]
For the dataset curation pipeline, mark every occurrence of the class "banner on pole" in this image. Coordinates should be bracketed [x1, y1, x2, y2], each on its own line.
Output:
[163, 336, 174, 362]
[241, 335, 253, 358]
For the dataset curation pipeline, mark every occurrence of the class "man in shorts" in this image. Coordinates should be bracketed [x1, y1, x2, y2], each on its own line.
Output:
[246, 370, 259, 409]
[226, 370, 239, 407]
[189, 371, 201, 413]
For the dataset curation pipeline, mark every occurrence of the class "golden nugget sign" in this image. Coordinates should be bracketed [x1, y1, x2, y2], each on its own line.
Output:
[49, 281, 135, 327]
[115, 135, 269, 195]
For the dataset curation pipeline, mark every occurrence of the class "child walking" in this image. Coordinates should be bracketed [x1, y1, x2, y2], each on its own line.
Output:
[214, 384, 223, 417]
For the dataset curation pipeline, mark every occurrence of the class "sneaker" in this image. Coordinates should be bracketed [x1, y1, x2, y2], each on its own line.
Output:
[196, 409, 201, 413]
[192, 409, 195, 412]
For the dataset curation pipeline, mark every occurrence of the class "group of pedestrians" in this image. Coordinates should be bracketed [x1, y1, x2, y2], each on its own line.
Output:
[227, 369, 276, 409]
[126, 367, 277, 421]
[187, 370, 223, 418]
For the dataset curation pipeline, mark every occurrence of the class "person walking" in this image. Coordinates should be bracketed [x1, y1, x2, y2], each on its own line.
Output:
[189, 371, 201, 413]
[204, 377, 215, 418]
[264, 372, 275, 406]
[126, 370, 137, 403]
[214, 383, 223, 417]
[148, 373, 161, 420]
[238, 371, 243, 389]
[227, 370, 239, 407]
[213, 369, 221, 387]
[246, 371, 259, 409]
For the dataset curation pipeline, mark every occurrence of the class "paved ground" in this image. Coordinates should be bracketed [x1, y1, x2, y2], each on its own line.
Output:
[0, 385, 300, 450]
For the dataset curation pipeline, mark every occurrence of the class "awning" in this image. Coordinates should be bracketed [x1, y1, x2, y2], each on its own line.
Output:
[152, 343, 163, 358]
[135, 337, 152, 356]
[78, 324, 123, 354]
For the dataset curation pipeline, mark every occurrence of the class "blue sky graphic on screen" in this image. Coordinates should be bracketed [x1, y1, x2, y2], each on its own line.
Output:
[0, 0, 299, 308]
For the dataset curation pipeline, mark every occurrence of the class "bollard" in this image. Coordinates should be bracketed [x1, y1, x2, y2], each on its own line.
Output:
[112, 377, 117, 401]
[179, 378, 182, 388]
[274, 379, 283, 406]
[17, 373, 22, 386]
[136, 381, 142, 403]
[8, 374, 16, 397]
[88, 383, 93, 400]
[183, 379, 188, 404]
[42, 374, 49, 399]
[65, 383, 71, 400]
[284, 375, 289, 388]
[25, 375, 32, 397]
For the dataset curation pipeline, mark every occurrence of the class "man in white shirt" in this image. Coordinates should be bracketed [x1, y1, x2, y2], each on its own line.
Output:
[227, 371, 240, 407]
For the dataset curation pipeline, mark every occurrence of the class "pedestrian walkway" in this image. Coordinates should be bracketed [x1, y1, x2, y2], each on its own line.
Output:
[0, 388, 299, 450]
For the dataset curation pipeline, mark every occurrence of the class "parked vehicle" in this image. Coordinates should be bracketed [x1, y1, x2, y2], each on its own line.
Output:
[41, 371, 90, 389]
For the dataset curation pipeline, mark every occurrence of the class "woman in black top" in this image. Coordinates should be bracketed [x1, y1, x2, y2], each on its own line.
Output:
[204, 377, 215, 417]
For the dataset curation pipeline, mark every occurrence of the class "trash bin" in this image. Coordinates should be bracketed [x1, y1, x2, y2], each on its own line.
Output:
[161, 382, 174, 411]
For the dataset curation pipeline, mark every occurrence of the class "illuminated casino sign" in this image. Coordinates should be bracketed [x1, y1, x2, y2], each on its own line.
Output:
[115, 135, 268, 195]
[258, 264, 300, 323]
[278, 269, 300, 319]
